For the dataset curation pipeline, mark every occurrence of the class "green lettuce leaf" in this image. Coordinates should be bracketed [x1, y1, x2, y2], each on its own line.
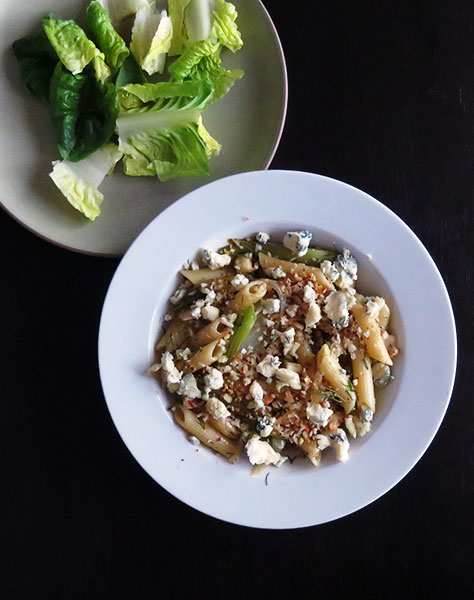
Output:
[168, 0, 242, 86]
[168, 0, 191, 56]
[117, 79, 213, 179]
[197, 115, 221, 157]
[43, 16, 111, 81]
[115, 54, 147, 88]
[183, 50, 242, 101]
[212, 0, 242, 52]
[12, 33, 59, 103]
[49, 63, 119, 162]
[184, 0, 214, 43]
[86, 1, 130, 71]
[49, 143, 123, 220]
[130, 6, 173, 75]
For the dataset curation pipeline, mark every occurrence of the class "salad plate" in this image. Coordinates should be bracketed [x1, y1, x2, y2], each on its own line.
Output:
[0, 0, 287, 256]
[98, 170, 457, 528]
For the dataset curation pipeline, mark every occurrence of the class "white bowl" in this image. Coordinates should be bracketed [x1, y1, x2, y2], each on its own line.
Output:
[98, 170, 457, 528]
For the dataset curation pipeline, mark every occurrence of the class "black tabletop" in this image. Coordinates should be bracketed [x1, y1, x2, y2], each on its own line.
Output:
[2, 2, 473, 598]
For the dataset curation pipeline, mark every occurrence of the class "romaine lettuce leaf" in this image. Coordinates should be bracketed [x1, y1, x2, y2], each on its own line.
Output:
[197, 115, 221, 157]
[43, 16, 111, 81]
[184, 0, 214, 43]
[98, 0, 152, 26]
[12, 33, 59, 103]
[49, 143, 123, 220]
[86, 1, 130, 71]
[168, 0, 242, 85]
[130, 6, 173, 75]
[168, 0, 191, 56]
[117, 79, 213, 180]
[49, 63, 119, 162]
[115, 54, 148, 88]
[181, 50, 242, 101]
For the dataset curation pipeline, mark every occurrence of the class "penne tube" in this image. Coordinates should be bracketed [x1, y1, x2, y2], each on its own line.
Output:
[316, 344, 356, 413]
[228, 280, 267, 312]
[155, 318, 190, 352]
[301, 439, 322, 466]
[189, 317, 231, 349]
[234, 255, 255, 273]
[180, 267, 233, 285]
[172, 405, 240, 463]
[258, 253, 334, 290]
[351, 303, 393, 365]
[188, 340, 224, 371]
[208, 416, 240, 439]
[378, 302, 391, 329]
[352, 352, 376, 413]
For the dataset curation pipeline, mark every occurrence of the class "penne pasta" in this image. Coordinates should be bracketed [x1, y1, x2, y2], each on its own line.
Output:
[378, 302, 391, 329]
[188, 340, 225, 371]
[180, 267, 234, 285]
[152, 231, 398, 470]
[228, 280, 267, 312]
[351, 303, 393, 365]
[188, 317, 231, 349]
[172, 405, 240, 463]
[316, 344, 356, 413]
[155, 318, 190, 352]
[258, 252, 334, 290]
[352, 352, 376, 413]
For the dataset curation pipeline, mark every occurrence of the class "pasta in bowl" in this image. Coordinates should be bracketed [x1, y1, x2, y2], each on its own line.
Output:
[150, 230, 399, 470]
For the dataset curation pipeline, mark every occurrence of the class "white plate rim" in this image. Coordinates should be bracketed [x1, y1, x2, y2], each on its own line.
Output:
[98, 169, 457, 528]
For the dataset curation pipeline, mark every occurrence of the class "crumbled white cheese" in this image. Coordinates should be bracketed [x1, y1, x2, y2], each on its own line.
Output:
[191, 261, 199, 270]
[355, 418, 372, 437]
[161, 352, 182, 390]
[257, 355, 281, 378]
[206, 398, 230, 420]
[280, 328, 299, 357]
[316, 434, 331, 451]
[169, 283, 188, 305]
[178, 374, 201, 399]
[249, 380, 265, 409]
[303, 284, 317, 304]
[256, 232, 270, 244]
[267, 266, 286, 279]
[262, 299, 280, 314]
[231, 274, 249, 290]
[189, 435, 201, 446]
[306, 403, 333, 426]
[336, 270, 355, 289]
[256, 416, 275, 437]
[320, 260, 339, 282]
[245, 436, 287, 467]
[286, 304, 299, 318]
[344, 416, 357, 438]
[201, 305, 219, 321]
[175, 347, 191, 360]
[202, 249, 231, 270]
[276, 368, 301, 390]
[330, 428, 350, 462]
[221, 313, 237, 328]
[324, 290, 356, 328]
[283, 230, 312, 257]
[204, 368, 224, 390]
[200, 285, 217, 303]
[365, 296, 386, 319]
[305, 301, 321, 328]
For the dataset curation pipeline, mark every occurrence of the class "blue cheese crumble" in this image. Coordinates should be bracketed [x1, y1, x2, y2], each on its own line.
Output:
[283, 230, 312, 257]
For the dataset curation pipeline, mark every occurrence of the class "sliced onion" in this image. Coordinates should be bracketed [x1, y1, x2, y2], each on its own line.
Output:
[261, 278, 287, 314]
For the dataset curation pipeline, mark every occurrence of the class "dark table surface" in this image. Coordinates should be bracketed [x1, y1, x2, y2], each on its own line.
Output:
[2, 1, 473, 598]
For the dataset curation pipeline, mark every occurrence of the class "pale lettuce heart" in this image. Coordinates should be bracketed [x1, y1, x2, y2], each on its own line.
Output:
[49, 143, 123, 220]
[130, 6, 173, 75]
